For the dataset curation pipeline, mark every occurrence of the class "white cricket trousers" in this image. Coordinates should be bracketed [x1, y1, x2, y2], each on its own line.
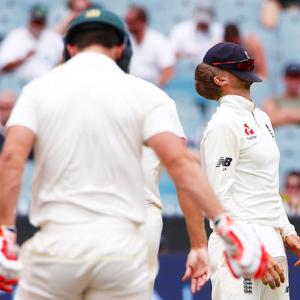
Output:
[15, 217, 151, 300]
[143, 205, 163, 291]
[208, 231, 290, 300]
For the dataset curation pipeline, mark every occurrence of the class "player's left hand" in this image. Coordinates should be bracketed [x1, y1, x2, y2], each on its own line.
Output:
[182, 247, 210, 293]
[285, 235, 300, 267]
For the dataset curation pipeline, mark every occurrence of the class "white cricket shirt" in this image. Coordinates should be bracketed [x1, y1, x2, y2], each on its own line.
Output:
[129, 28, 175, 85]
[0, 27, 63, 83]
[200, 95, 296, 237]
[142, 100, 185, 209]
[7, 52, 179, 227]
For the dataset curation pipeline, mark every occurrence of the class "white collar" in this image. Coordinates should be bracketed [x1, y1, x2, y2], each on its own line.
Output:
[69, 52, 123, 73]
[219, 95, 256, 113]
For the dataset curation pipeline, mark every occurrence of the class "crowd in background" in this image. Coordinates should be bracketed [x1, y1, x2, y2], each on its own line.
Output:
[0, 0, 299, 216]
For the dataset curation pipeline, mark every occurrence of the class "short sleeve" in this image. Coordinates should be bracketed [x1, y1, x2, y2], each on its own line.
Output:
[156, 36, 176, 69]
[168, 100, 186, 139]
[169, 26, 180, 53]
[141, 84, 179, 141]
[6, 84, 38, 134]
[0, 29, 31, 69]
[143, 101, 178, 141]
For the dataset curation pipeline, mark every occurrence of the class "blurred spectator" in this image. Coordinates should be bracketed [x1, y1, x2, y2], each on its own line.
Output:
[224, 23, 267, 79]
[282, 171, 300, 216]
[55, 0, 93, 35]
[0, 91, 16, 151]
[260, 0, 300, 29]
[125, 5, 175, 87]
[0, 4, 63, 87]
[169, 1, 223, 62]
[263, 62, 300, 127]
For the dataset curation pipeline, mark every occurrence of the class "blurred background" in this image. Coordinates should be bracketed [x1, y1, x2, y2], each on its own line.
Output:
[0, 0, 300, 299]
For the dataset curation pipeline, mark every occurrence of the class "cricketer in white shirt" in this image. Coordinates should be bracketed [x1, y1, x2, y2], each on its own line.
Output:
[129, 28, 176, 86]
[201, 95, 297, 300]
[0, 27, 63, 84]
[6, 52, 181, 300]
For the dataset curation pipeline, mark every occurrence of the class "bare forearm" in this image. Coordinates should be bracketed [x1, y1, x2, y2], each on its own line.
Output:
[159, 67, 174, 87]
[2, 59, 26, 72]
[178, 190, 207, 248]
[0, 156, 23, 225]
[0, 127, 35, 225]
[286, 109, 300, 123]
[269, 109, 300, 127]
[167, 152, 223, 220]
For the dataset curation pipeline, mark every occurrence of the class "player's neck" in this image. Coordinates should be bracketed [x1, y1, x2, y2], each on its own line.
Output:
[223, 88, 251, 101]
[80, 45, 116, 60]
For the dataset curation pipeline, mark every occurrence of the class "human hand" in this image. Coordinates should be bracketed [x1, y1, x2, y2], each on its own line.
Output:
[182, 247, 210, 293]
[261, 255, 285, 289]
[285, 235, 300, 267]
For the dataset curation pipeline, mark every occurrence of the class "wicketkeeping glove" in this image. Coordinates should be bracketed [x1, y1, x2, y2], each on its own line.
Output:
[0, 226, 22, 293]
[214, 214, 268, 279]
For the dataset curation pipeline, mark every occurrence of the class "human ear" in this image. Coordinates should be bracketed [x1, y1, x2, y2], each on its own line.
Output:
[213, 75, 227, 86]
[114, 43, 126, 60]
[66, 44, 79, 58]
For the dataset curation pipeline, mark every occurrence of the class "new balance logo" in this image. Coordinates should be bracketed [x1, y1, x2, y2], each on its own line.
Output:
[243, 278, 253, 294]
[216, 157, 232, 168]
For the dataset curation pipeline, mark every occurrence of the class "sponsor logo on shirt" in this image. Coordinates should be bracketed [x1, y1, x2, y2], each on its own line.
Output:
[265, 124, 275, 138]
[244, 124, 255, 135]
[216, 157, 232, 170]
[244, 124, 257, 140]
[243, 278, 253, 294]
[285, 286, 289, 293]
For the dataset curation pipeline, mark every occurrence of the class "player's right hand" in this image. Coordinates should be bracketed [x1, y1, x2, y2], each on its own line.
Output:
[0, 225, 22, 293]
[214, 214, 268, 279]
[182, 247, 211, 293]
[261, 255, 285, 289]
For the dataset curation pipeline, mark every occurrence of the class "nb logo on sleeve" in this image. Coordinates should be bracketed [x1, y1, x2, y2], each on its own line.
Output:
[216, 157, 232, 168]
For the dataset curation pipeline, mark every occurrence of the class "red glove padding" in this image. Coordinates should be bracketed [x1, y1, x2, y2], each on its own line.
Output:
[0, 226, 21, 293]
[214, 214, 268, 279]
